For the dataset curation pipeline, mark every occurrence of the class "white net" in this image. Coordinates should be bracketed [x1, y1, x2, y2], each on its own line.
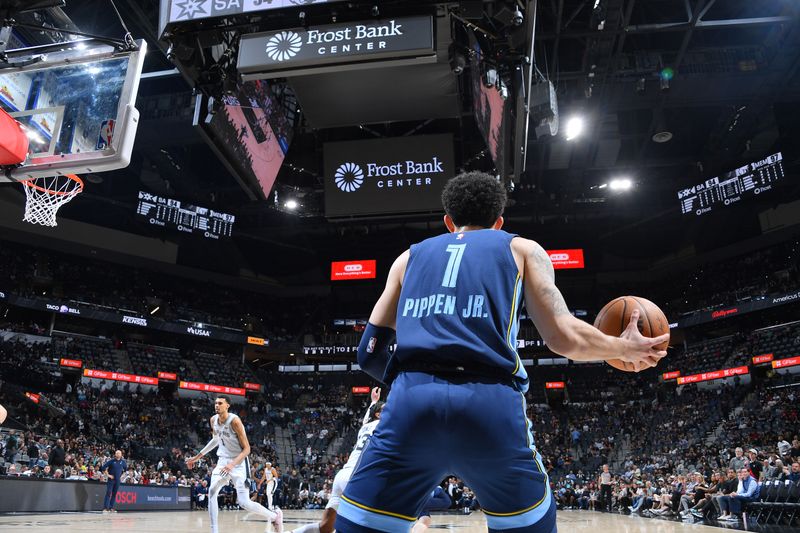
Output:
[21, 175, 84, 227]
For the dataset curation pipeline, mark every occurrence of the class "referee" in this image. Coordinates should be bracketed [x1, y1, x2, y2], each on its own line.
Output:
[101, 450, 127, 512]
[598, 464, 613, 513]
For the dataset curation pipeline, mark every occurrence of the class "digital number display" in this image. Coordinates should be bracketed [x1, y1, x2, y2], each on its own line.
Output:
[136, 191, 235, 239]
[678, 152, 784, 216]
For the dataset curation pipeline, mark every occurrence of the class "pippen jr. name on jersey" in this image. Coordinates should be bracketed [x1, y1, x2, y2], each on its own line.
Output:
[401, 293, 489, 319]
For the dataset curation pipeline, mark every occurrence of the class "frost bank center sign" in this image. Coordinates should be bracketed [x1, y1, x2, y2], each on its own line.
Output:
[238, 16, 434, 75]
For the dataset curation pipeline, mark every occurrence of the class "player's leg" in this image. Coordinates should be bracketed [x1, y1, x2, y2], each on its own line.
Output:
[410, 516, 431, 533]
[231, 462, 282, 531]
[450, 378, 556, 533]
[335, 372, 450, 533]
[266, 479, 275, 509]
[412, 487, 452, 533]
[208, 469, 229, 533]
[294, 466, 349, 533]
[103, 479, 115, 511]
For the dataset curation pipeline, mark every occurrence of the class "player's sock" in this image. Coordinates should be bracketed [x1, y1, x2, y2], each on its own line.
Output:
[292, 523, 321, 533]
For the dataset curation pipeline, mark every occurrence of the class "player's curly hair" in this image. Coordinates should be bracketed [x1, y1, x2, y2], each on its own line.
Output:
[441, 171, 506, 228]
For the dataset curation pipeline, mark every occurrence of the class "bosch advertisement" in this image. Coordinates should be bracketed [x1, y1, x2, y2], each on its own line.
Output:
[0, 478, 190, 512]
[0, 290, 266, 346]
[323, 134, 455, 218]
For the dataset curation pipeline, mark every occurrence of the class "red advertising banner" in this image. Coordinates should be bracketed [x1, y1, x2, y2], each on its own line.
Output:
[179, 381, 246, 396]
[676, 365, 749, 385]
[158, 371, 177, 381]
[352, 386, 371, 394]
[662, 371, 681, 380]
[545, 381, 566, 389]
[83, 368, 159, 385]
[331, 260, 377, 281]
[59, 358, 83, 368]
[711, 307, 739, 319]
[772, 356, 800, 369]
[244, 382, 262, 391]
[547, 249, 585, 270]
[752, 354, 774, 365]
[25, 392, 40, 404]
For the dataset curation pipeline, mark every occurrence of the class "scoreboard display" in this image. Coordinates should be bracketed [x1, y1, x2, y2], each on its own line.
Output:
[136, 191, 235, 240]
[678, 152, 784, 216]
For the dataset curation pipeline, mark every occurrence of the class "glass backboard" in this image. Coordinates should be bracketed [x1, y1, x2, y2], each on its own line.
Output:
[0, 39, 146, 182]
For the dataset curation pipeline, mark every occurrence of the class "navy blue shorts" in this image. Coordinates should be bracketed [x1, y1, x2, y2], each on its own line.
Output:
[335, 372, 556, 533]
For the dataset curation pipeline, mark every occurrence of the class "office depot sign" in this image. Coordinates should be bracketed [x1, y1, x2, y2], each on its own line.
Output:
[547, 249, 585, 270]
[83, 368, 159, 385]
[179, 381, 246, 396]
[331, 260, 377, 280]
[676, 366, 749, 385]
[772, 356, 800, 369]
[752, 353, 774, 365]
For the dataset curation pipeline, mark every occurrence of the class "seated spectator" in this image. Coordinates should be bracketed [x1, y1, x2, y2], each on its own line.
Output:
[718, 468, 760, 522]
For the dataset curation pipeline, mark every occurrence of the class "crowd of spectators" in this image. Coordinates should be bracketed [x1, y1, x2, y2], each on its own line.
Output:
[0, 240, 307, 340]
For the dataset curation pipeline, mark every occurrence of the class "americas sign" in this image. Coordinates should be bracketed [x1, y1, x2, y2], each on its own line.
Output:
[238, 16, 434, 78]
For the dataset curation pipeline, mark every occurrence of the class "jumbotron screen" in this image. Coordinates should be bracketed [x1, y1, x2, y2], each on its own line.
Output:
[678, 152, 784, 216]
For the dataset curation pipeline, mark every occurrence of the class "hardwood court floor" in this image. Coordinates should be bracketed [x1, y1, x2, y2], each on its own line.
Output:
[0, 509, 775, 532]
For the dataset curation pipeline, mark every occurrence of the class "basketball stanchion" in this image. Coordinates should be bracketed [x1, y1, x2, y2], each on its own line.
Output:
[20, 174, 85, 227]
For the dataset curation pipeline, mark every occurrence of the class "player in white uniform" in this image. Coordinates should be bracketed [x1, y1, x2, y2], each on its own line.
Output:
[292, 387, 384, 533]
[186, 396, 283, 533]
[258, 461, 279, 509]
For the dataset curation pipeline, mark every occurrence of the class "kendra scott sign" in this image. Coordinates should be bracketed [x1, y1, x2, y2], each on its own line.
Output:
[238, 16, 434, 76]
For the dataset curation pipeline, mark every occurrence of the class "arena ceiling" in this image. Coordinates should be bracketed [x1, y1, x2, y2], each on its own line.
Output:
[1, 0, 799, 282]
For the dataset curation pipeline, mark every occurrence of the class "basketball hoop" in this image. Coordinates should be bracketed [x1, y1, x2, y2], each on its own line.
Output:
[20, 174, 84, 227]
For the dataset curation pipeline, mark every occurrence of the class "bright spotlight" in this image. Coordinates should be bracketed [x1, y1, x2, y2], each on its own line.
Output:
[284, 200, 299, 210]
[565, 116, 585, 141]
[609, 178, 633, 191]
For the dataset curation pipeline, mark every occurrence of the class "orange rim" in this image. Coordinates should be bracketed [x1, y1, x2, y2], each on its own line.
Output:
[22, 174, 84, 196]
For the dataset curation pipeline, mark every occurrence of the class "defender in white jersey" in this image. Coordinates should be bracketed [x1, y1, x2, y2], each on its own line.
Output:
[292, 387, 384, 533]
[258, 461, 279, 509]
[186, 396, 283, 533]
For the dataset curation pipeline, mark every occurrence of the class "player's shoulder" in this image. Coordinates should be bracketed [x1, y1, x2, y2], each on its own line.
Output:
[510, 236, 544, 254]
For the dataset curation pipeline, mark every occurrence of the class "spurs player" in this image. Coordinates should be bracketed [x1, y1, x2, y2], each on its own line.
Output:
[292, 387, 383, 533]
[258, 461, 279, 509]
[186, 396, 283, 533]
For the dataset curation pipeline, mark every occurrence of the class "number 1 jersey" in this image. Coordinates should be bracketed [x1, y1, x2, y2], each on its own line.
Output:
[394, 229, 528, 390]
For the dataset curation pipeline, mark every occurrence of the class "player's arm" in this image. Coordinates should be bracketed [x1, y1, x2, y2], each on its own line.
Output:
[517, 239, 667, 370]
[357, 251, 409, 382]
[361, 387, 381, 425]
[227, 417, 251, 468]
[186, 417, 219, 468]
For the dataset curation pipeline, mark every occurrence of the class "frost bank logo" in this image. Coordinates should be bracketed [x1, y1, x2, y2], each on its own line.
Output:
[266, 31, 302, 62]
[334, 162, 365, 192]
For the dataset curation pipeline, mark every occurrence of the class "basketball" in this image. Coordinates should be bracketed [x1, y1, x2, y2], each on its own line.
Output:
[593, 296, 670, 372]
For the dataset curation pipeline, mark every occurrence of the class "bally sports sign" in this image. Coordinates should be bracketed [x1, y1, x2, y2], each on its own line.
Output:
[237, 16, 434, 78]
[324, 134, 454, 217]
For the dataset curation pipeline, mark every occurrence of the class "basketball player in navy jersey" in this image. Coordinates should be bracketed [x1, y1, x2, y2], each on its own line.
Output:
[186, 396, 283, 533]
[334, 172, 668, 533]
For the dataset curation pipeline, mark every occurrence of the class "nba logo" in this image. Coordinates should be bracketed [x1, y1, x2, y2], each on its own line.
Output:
[97, 119, 115, 150]
[367, 337, 377, 353]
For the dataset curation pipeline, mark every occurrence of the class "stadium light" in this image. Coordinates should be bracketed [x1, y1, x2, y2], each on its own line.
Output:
[285, 200, 299, 210]
[565, 116, 585, 141]
[609, 178, 633, 191]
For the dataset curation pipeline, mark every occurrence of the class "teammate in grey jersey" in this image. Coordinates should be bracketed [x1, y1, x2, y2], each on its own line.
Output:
[186, 396, 283, 533]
